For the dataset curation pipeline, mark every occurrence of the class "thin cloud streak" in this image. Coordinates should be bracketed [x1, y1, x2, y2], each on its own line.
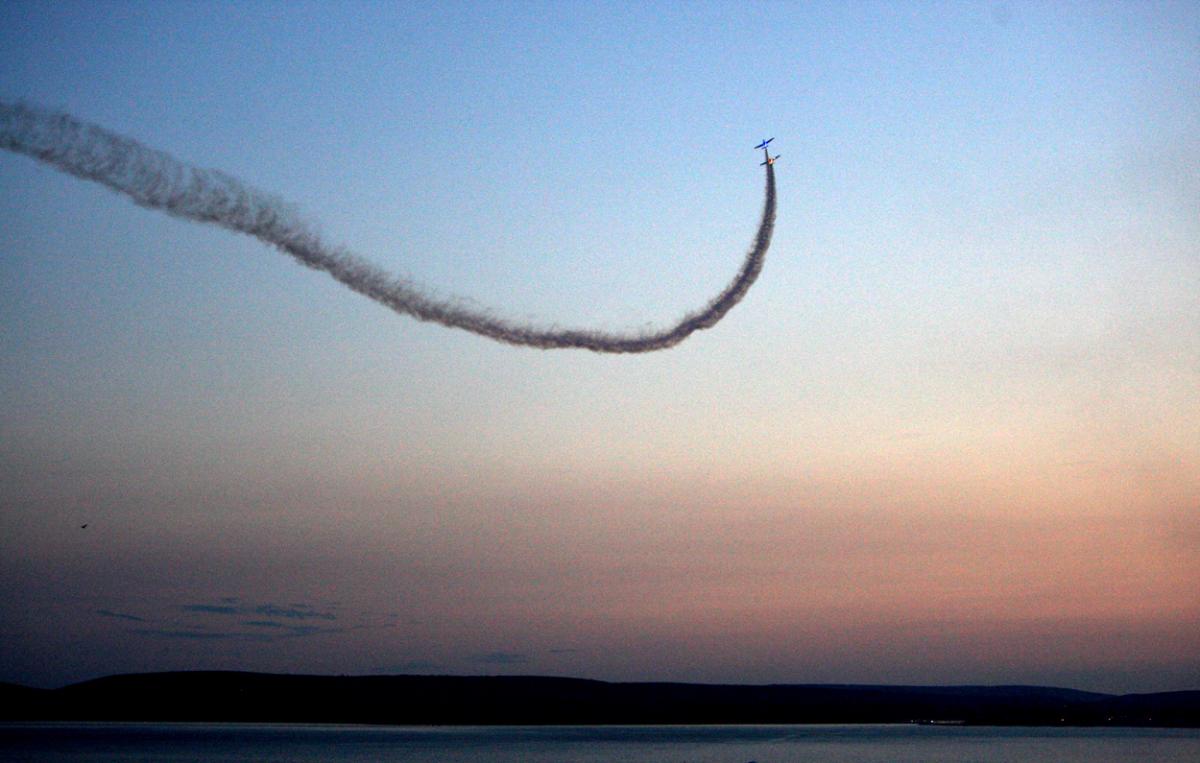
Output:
[254, 604, 337, 621]
[471, 651, 530, 665]
[182, 605, 239, 615]
[81, 599, 395, 646]
[95, 609, 146, 623]
[0, 101, 775, 353]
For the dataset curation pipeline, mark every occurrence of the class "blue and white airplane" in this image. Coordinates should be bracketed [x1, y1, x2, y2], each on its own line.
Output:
[756, 138, 779, 166]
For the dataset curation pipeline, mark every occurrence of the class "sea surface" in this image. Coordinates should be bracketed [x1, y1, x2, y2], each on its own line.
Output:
[1, 723, 1197, 762]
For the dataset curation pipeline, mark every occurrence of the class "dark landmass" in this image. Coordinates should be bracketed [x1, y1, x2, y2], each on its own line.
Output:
[1, 672, 1197, 727]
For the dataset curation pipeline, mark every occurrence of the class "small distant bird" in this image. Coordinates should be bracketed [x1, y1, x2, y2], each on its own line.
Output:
[80, 524, 88, 529]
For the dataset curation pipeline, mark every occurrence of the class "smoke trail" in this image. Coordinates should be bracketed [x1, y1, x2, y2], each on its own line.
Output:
[1, 102, 775, 353]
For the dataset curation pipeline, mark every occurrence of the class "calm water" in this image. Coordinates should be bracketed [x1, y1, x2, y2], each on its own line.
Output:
[2, 723, 1197, 762]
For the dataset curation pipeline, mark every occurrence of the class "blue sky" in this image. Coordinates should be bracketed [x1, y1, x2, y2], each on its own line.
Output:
[2, 1, 1197, 691]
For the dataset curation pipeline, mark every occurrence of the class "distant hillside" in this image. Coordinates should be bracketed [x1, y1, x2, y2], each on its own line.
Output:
[0, 681, 50, 708]
[2, 672, 1197, 727]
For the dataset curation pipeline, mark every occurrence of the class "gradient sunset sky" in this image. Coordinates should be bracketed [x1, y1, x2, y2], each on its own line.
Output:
[2, 1, 1197, 692]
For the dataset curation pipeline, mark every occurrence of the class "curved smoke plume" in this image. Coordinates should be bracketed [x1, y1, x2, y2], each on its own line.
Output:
[1, 102, 775, 353]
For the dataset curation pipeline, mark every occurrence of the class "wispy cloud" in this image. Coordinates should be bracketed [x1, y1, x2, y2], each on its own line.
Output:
[182, 604, 239, 615]
[134, 623, 329, 642]
[92, 597, 393, 644]
[254, 604, 336, 621]
[471, 651, 530, 665]
[378, 660, 443, 673]
[96, 609, 146, 622]
[179, 601, 336, 621]
[133, 628, 252, 641]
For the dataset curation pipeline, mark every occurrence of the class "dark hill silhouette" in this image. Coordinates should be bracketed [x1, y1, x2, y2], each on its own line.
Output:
[2, 672, 1196, 726]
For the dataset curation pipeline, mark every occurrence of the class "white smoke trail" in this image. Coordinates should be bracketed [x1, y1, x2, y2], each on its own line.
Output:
[1, 102, 775, 353]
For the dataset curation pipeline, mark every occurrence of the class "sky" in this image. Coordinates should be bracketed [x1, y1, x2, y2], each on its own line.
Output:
[1, 0, 1197, 693]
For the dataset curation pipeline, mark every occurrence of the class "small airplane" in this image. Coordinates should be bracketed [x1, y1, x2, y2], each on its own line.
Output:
[760, 150, 780, 166]
[754, 138, 774, 150]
